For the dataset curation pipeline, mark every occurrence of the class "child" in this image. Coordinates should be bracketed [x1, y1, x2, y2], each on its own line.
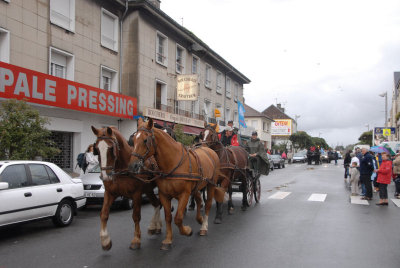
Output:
[349, 161, 360, 196]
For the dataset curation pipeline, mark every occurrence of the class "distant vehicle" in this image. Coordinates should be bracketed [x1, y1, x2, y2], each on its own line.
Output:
[292, 153, 306, 163]
[0, 161, 86, 228]
[79, 164, 133, 210]
[321, 153, 329, 163]
[270, 155, 285, 169]
[267, 154, 275, 171]
[337, 152, 343, 159]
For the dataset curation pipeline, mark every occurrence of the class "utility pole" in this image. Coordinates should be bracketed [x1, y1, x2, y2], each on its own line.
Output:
[379, 92, 388, 127]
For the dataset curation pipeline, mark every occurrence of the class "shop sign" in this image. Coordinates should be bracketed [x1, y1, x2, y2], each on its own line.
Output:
[271, 119, 292, 136]
[144, 107, 204, 128]
[0, 62, 137, 119]
[177, 74, 198, 100]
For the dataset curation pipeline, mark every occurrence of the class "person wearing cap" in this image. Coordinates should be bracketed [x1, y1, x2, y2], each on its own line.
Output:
[218, 126, 239, 146]
[246, 131, 268, 172]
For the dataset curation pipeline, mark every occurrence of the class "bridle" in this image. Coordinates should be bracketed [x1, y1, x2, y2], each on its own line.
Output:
[201, 125, 220, 146]
[131, 127, 157, 170]
[93, 136, 120, 178]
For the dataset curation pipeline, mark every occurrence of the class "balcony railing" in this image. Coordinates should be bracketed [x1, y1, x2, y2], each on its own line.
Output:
[155, 103, 204, 121]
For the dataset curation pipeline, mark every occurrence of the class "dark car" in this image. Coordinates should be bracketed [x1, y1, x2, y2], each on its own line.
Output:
[271, 154, 285, 169]
[267, 154, 275, 171]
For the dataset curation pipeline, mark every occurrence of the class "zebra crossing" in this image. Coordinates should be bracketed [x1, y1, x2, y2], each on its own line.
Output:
[232, 191, 400, 207]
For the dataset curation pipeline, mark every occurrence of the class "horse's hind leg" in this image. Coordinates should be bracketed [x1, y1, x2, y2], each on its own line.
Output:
[194, 191, 203, 224]
[100, 191, 116, 251]
[159, 192, 173, 250]
[214, 202, 223, 224]
[228, 184, 234, 215]
[145, 190, 162, 235]
[188, 194, 196, 211]
[129, 191, 143, 250]
[200, 184, 215, 236]
[174, 192, 193, 236]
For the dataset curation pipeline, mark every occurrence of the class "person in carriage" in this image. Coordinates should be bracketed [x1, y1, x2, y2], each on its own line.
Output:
[245, 131, 270, 175]
[218, 126, 239, 146]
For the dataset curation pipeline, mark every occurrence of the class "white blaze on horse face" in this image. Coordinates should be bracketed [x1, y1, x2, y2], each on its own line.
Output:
[203, 130, 209, 141]
[98, 140, 110, 180]
[163, 129, 168, 133]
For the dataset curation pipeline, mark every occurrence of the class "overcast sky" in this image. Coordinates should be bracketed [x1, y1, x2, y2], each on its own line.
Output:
[162, 0, 400, 147]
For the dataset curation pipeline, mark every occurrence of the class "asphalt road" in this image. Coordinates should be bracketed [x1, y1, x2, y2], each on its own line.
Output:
[1, 160, 400, 268]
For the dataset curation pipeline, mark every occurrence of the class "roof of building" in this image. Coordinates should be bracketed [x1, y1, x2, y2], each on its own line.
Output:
[126, 0, 251, 84]
[244, 104, 274, 121]
[262, 105, 293, 120]
[394, 72, 400, 89]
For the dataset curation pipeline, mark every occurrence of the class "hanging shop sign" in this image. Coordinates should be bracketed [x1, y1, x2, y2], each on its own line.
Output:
[144, 107, 204, 128]
[0, 62, 137, 119]
[176, 74, 198, 101]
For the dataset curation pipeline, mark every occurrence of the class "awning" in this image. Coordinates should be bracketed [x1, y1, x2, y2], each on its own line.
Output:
[153, 119, 203, 135]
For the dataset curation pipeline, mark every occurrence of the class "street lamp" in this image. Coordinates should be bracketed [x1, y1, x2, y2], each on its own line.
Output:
[379, 92, 387, 127]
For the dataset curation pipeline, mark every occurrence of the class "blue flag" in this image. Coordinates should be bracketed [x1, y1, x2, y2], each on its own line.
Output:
[238, 101, 246, 128]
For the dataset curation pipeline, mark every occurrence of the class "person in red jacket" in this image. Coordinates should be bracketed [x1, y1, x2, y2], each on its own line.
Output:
[376, 152, 392, 206]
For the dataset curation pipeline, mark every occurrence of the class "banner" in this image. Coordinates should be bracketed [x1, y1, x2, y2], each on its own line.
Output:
[177, 74, 198, 101]
[271, 119, 292, 136]
[238, 100, 246, 128]
[144, 107, 204, 128]
[0, 61, 137, 119]
[374, 127, 395, 146]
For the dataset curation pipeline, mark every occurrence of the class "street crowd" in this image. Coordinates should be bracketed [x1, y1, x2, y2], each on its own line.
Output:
[343, 147, 400, 205]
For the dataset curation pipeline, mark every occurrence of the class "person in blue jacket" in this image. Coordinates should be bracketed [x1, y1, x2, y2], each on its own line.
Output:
[360, 148, 375, 200]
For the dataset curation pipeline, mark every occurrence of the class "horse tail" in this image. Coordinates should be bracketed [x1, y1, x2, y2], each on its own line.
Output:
[213, 186, 225, 203]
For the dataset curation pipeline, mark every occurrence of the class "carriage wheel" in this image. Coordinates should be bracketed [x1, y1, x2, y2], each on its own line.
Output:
[244, 175, 254, 207]
[254, 177, 261, 203]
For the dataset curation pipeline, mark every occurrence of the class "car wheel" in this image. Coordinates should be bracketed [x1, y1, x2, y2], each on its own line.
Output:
[121, 198, 133, 210]
[53, 199, 74, 227]
[278, 164, 281, 169]
[283, 164, 285, 168]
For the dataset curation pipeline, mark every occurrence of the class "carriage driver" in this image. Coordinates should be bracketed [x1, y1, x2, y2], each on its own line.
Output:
[246, 131, 268, 172]
[218, 126, 239, 146]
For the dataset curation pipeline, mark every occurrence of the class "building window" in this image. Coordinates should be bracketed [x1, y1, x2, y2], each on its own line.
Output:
[225, 107, 231, 122]
[0, 28, 10, 63]
[234, 83, 239, 101]
[263, 121, 267, 131]
[176, 44, 185, 74]
[203, 99, 212, 117]
[49, 47, 74, 80]
[216, 72, 222, 94]
[156, 31, 168, 66]
[100, 65, 117, 92]
[191, 100, 199, 117]
[251, 120, 258, 129]
[192, 56, 199, 74]
[155, 80, 167, 111]
[234, 111, 238, 124]
[205, 64, 212, 88]
[101, 8, 118, 52]
[226, 77, 231, 98]
[50, 0, 75, 32]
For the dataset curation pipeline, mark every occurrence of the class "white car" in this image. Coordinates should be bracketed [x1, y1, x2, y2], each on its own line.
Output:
[0, 161, 86, 228]
[292, 153, 307, 163]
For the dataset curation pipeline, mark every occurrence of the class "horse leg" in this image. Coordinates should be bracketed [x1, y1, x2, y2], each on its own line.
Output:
[159, 192, 173, 250]
[194, 191, 203, 225]
[100, 191, 116, 251]
[200, 184, 215, 236]
[188, 194, 196, 211]
[214, 202, 223, 224]
[129, 191, 142, 250]
[174, 192, 193, 236]
[228, 184, 234, 215]
[146, 190, 162, 235]
[241, 175, 248, 211]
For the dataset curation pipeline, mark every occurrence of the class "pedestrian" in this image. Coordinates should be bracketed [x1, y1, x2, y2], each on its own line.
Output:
[287, 150, 293, 164]
[376, 152, 392, 205]
[392, 153, 400, 198]
[344, 150, 352, 179]
[360, 148, 374, 200]
[349, 161, 360, 196]
[370, 151, 379, 193]
[334, 150, 339, 165]
[85, 144, 99, 172]
[218, 126, 239, 146]
[281, 151, 287, 161]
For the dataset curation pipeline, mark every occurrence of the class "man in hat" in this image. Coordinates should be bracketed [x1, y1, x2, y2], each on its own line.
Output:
[219, 126, 239, 146]
[246, 131, 268, 172]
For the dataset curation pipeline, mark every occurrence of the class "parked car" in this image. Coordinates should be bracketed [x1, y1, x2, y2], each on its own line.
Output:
[270, 155, 285, 169]
[267, 154, 275, 171]
[79, 164, 133, 210]
[0, 161, 86, 228]
[321, 153, 329, 163]
[292, 153, 307, 163]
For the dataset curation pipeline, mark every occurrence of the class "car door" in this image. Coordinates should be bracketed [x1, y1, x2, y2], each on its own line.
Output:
[0, 164, 34, 226]
[26, 164, 61, 218]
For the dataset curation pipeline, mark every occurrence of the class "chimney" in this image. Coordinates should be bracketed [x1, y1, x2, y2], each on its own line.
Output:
[277, 103, 285, 113]
[148, 0, 161, 9]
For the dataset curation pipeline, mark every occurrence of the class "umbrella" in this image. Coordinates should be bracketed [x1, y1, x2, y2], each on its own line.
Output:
[370, 146, 390, 154]
[382, 144, 396, 156]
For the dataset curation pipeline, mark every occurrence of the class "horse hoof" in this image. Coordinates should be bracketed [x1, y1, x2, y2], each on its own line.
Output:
[148, 229, 156, 235]
[129, 243, 141, 250]
[214, 218, 222, 224]
[155, 229, 162, 234]
[102, 240, 112, 251]
[228, 208, 234, 215]
[198, 230, 207, 236]
[160, 243, 172, 251]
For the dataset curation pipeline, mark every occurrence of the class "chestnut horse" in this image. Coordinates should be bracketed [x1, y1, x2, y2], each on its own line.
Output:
[91, 126, 162, 250]
[202, 124, 250, 223]
[130, 118, 225, 250]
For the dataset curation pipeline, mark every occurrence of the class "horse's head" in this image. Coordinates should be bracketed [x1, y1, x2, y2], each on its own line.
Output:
[130, 118, 157, 173]
[202, 123, 219, 145]
[91, 126, 120, 181]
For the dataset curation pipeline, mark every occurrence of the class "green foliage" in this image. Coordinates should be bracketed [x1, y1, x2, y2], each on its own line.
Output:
[174, 124, 195, 146]
[289, 131, 313, 149]
[358, 130, 372, 146]
[0, 99, 60, 160]
[272, 143, 287, 153]
[311, 137, 329, 149]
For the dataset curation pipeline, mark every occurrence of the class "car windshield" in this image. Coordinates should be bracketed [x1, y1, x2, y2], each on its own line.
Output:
[294, 154, 303, 157]
[88, 164, 101, 173]
[271, 155, 280, 159]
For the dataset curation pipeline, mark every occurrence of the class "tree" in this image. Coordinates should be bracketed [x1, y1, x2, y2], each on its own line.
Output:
[311, 137, 329, 149]
[358, 130, 372, 146]
[174, 124, 195, 146]
[0, 99, 60, 160]
[289, 131, 313, 149]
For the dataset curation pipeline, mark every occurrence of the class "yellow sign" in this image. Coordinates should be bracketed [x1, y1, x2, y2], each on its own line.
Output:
[214, 109, 221, 118]
[383, 129, 391, 137]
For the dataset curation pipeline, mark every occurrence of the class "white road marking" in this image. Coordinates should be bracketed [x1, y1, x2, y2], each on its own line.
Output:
[268, 191, 291, 199]
[391, 198, 400, 207]
[350, 196, 369, 205]
[308, 193, 327, 202]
